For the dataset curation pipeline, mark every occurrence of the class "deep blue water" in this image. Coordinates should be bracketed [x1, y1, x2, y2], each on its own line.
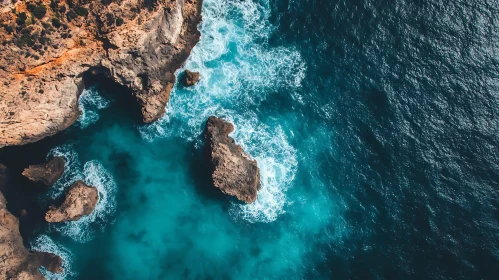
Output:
[5, 0, 499, 279]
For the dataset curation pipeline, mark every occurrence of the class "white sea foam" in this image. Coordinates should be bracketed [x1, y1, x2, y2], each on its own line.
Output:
[226, 114, 297, 223]
[77, 86, 111, 128]
[30, 235, 76, 279]
[138, 0, 304, 222]
[45, 146, 117, 242]
[45, 145, 84, 200]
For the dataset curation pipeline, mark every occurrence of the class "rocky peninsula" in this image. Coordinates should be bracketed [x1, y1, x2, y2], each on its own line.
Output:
[0, 0, 202, 147]
[204, 116, 261, 204]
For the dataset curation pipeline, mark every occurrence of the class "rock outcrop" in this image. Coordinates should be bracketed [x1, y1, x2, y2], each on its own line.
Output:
[203, 116, 261, 204]
[22, 157, 65, 186]
[45, 180, 98, 222]
[0, 0, 202, 147]
[183, 69, 200, 86]
[1, 191, 63, 280]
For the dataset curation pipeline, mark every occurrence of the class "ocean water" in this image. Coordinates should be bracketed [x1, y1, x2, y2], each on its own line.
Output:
[4, 0, 499, 279]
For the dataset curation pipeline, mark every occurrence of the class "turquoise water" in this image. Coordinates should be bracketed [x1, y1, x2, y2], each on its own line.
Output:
[8, 0, 499, 278]
[27, 0, 345, 279]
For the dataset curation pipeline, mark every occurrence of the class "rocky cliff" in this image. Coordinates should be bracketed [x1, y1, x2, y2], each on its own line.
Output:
[1, 191, 63, 279]
[204, 116, 261, 204]
[0, 0, 202, 147]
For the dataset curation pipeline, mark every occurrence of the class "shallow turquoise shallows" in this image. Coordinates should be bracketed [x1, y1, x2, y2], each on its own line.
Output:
[23, 0, 499, 278]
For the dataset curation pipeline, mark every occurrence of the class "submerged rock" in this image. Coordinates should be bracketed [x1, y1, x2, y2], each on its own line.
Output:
[203, 116, 261, 204]
[183, 70, 201, 86]
[0, 191, 63, 279]
[45, 181, 99, 223]
[22, 157, 65, 187]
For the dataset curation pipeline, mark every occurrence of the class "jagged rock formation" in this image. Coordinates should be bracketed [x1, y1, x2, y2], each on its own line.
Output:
[22, 156, 65, 186]
[203, 116, 261, 204]
[0, 191, 63, 280]
[183, 69, 200, 86]
[0, 0, 202, 147]
[45, 180, 98, 222]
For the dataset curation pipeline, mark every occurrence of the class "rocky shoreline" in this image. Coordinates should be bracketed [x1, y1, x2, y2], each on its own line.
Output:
[0, 0, 203, 278]
[1, 163, 63, 279]
[0, 0, 202, 147]
[0, 0, 265, 278]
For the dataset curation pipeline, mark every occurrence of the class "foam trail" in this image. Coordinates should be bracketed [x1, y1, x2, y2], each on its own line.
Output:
[30, 235, 76, 279]
[45, 146, 117, 242]
[77, 86, 111, 128]
[138, 0, 304, 222]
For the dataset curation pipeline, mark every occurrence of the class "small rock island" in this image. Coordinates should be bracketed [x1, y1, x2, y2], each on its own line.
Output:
[22, 157, 65, 186]
[204, 116, 261, 204]
[45, 180, 99, 223]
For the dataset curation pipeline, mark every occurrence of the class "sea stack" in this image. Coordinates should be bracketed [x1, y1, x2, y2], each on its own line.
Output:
[22, 157, 65, 187]
[0, 191, 63, 279]
[183, 70, 201, 86]
[203, 116, 261, 203]
[45, 181, 99, 223]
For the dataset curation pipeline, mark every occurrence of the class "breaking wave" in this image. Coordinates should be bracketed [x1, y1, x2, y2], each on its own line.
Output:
[77, 86, 111, 128]
[30, 235, 76, 279]
[137, 0, 304, 222]
[45, 145, 117, 242]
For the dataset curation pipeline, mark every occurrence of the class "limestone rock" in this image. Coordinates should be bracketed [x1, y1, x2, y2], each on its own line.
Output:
[45, 180, 99, 223]
[0, 0, 203, 147]
[203, 116, 261, 204]
[22, 157, 65, 186]
[0, 191, 63, 280]
[183, 70, 200, 86]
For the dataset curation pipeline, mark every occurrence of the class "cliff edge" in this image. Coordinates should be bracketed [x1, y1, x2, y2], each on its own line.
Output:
[0, 0, 202, 147]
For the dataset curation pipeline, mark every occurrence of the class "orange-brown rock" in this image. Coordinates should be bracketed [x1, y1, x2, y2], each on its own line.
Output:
[22, 156, 65, 186]
[203, 116, 261, 204]
[45, 180, 98, 222]
[1, 191, 63, 280]
[0, 0, 202, 147]
[183, 69, 200, 86]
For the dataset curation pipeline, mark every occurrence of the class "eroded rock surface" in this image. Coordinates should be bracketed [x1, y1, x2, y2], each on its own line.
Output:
[45, 180, 98, 222]
[0, 191, 63, 280]
[183, 69, 200, 86]
[22, 156, 65, 186]
[0, 0, 202, 147]
[203, 116, 261, 204]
